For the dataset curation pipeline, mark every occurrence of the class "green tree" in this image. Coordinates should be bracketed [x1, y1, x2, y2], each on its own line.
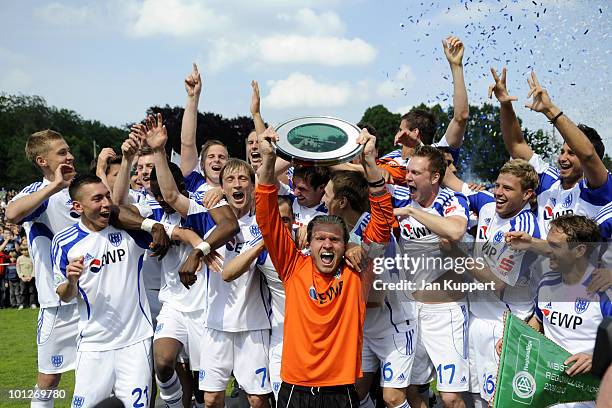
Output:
[359, 104, 400, 155]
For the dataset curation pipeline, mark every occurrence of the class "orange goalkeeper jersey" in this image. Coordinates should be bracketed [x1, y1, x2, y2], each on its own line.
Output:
[255, 183, 392, 386]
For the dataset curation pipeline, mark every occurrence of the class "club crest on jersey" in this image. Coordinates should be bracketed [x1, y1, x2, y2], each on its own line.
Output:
[89, 259, 102, 273]
[574, 298, 590, 314]
[562, 194, 573, 208]
[51, 354, 63, 368]
[72, 395, 85, 408]
[108, 232, 122, 247]
[250, 225, 261, 237]
[493, 231, 504, 243]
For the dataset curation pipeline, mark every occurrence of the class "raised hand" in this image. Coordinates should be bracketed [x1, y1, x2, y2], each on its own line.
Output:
[393, 128, 419, 148]
[344, 244, 365, 273]
[257, 126, 278, 157]
[251, 80, 261, 116]
[143, 113, 168, 150]
[53, 163, 76, 190]
[96, 148, 116, 173]
[488, 67, 518, 104]
[443, 36, 464, 66]
[525, 71, 554, 114]
[184, 63, 202, 98]
[121, 130, 141, 161]
[357, 128, 377, 159]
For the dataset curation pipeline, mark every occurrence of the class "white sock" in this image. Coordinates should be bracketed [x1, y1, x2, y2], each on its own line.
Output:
[156, 372, 183, 408]
[359, 394, 375, 408]
[393, 400, 409, 408]
[30, 385, 54, 408]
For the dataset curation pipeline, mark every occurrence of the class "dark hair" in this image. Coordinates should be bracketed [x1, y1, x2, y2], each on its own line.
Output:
[356, 121, 378, 137]
[277, 195, 294, 212]
[138, 146, 154, 157]
[306, 215, 349, 244]
[150, 161, 186, 196]
[549, 215, 601, 257]
[412, 145, 447, 181]
[401, 109, 437, 145]
[330, 170, 370, 213]
[69, 174, 103, 201]
[577, 124, 605, 159]
[293, 166, 331, 190]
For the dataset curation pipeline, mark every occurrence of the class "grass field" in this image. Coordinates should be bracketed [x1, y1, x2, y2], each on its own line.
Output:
[0, 308, 74, 408]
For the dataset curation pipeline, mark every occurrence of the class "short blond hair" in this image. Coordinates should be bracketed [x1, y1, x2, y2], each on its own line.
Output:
[219, 159, 255, 186]
[25, 130, 64, 167]
[499, 159, 539, 192]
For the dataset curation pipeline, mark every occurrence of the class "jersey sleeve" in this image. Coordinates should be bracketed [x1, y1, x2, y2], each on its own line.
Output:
[125, 230, 153, 250]
[599, 290, 612, 318]
[579, 173, 612, 207]
[433, 135, 461, 164]
[50, 233, 72, 290]
[528, 153, 560, 195]
[362, 191, 393, 244]
[255, 183, 301, 282]
[386, 184, 412, 208]
[184, 169, 206, 194]
[466, 191, 495, 214]
[11, 182, 49, 223]
[435, 192, 469, 220]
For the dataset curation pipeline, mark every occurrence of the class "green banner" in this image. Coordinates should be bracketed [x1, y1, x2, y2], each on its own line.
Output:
[493, 313, 600, 408]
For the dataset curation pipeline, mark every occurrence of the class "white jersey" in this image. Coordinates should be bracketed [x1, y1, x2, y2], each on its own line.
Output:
[11, 179, 80, 308]
[133, 193, 165, 292]
[205, 211, 271, 332]
[350, 213, 414, 338]
[389, 184, 469, 285]
[535, 268, 612, 354]
[596, 203, 612, 268]
[52, 221, 153, 351]
[466, 191, 541, 321]
[159, 199, 227, 312]
[529, 153, 612, 237]
[378, 134, 459, 168]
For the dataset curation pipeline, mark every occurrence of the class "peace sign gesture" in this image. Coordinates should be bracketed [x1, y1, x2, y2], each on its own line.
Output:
[488, 67, 518, 104]
[525, 71, 554, 114]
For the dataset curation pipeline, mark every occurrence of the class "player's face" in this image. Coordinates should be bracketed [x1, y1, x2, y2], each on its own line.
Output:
[405, 156, 438, 205]
[131, 172, 144, 190]
[105, 163, 121, 193]
[41, 139, 74, 173]
[222, 168, 254, 213]
[309, 224, 346, 274]
[136, 154, 155, 191]
[398, 119, 420, 148]
[547, 226, 579, 272]
[201, 145, 228, 186]
[322, 181, 342, 216]
[246, 131, 261, 170]
[557, 143, 583, 182]
[73, 182, 113, 231]
[443, 152, 457, 175]
[278, 202, 295, 232]
[494, 173, 531, 218]
[293, 177, 324, 208]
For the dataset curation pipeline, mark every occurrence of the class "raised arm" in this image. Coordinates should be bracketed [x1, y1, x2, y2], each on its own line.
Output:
[180, 63, 202, 177]
[525, 71, 608, 187]
[489, 67, 534, 160]
[95, 148, 117, 195]
[251, 80, 266, 136]
[113, 130, 140, 205]
[6, 164, 75, 224]
[441, 36, 469, 149]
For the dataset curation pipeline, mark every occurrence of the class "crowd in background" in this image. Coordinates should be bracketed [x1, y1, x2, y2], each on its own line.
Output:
[0, 188, 37, 309]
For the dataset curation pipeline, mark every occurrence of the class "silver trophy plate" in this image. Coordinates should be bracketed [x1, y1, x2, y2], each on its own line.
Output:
[273, 116, 363, 166]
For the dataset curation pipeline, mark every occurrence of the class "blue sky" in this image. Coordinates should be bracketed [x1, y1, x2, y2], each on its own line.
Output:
[1, 0, 610, 152]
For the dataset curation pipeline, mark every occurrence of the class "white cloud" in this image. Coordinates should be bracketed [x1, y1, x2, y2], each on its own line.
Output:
[258, 35, 376, 66]
[128, 0, 229, 37]
[394, 105, 413, 115]
[263, 73, 353, 109]
[277, 8, 345, 36]
[205, 38, 254, 73]
[377, 64, 416, 98]
[34, 2, 98, 26]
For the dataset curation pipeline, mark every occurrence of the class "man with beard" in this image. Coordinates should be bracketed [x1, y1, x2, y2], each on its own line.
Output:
[490, 68, 612, 238]
[255, 127, 394, 407]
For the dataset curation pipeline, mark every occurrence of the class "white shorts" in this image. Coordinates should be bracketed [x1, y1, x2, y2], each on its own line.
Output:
[71, 339, 153, 408]
[199, 328, 271, 395]
[37, 304, 79, 374]
[411, 301, 470, 392]
[468, 315, 502, 402]
[362, 329, 416, 388]
[145, 288, 161, 328]
[154, 304, 205, 371]
[269, 332, 283, 398]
